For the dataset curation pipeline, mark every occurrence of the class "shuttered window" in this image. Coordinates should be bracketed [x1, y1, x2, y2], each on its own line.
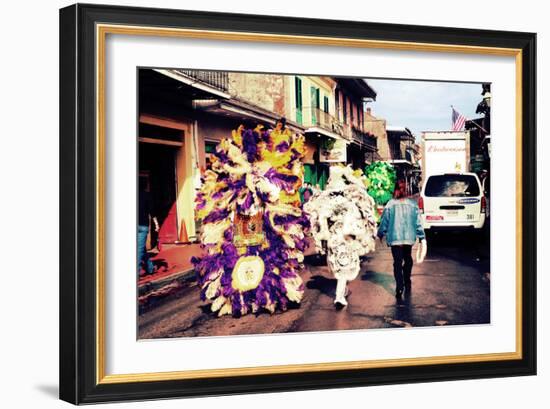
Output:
[295, 77, 303, 124]
[311, 86, 320, 125]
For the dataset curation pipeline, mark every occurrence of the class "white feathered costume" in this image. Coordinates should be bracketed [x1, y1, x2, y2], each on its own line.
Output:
[303, 165, 378, 306]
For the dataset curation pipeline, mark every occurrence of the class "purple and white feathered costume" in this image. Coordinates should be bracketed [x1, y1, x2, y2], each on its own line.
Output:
[192, 124, 309, 317]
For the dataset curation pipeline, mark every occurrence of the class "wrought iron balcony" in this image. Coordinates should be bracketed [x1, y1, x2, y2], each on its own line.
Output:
[303, 107, 352, 141]
[172, 69, 229, 92]
[390, 142, 411, 161]
[391, 147, 404, 160]
[351, 126, 377, 150]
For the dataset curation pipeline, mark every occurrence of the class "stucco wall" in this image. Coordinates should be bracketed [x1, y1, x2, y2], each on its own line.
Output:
[229, 73, 287, 116]
[364, 110, 390, 160]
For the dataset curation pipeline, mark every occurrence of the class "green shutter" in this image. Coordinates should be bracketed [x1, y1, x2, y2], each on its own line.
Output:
[311, 87, 320, 125]
[295, 77, 302, 124]
[304, 164, 316, 185]
[318, 165, 328, 190]
[316, 88, 320, 109]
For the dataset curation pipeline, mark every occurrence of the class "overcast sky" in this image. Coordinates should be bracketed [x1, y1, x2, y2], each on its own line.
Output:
[364, 78, 484, 139]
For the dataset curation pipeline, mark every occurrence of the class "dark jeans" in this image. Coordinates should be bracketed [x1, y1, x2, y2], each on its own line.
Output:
[137, 225, 154, 274]
[391, 245, 413, 293]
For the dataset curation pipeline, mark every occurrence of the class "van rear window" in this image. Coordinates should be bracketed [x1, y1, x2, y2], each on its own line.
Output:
[424, 175, 480, 197]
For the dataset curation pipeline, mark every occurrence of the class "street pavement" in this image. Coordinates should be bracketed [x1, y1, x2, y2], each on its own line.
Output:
[138, 231, 490, 339]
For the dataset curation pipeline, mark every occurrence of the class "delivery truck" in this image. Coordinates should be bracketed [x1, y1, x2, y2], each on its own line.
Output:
[421, 131, 470, 180]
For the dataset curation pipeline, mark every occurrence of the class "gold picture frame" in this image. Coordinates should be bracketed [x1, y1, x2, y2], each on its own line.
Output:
[60, 4, 536, 404]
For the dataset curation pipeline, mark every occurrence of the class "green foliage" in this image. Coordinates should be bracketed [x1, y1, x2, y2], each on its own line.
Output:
[365, 161, 397, 205]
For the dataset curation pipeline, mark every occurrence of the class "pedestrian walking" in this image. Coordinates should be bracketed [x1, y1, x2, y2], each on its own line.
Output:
[377, 179, 426, 301]
[138, 179, 159, 275]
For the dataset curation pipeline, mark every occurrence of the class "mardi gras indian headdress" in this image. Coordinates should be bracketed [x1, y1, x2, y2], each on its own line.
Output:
[304, 165, 378, 257]
[304, 165, 378, 306]
[191, 122, 309, 317]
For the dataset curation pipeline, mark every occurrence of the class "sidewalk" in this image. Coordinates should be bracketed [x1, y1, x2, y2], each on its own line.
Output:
[138, 243, 199, 305]
[139, 243, 198, 284]
[138, 238, 319, 307]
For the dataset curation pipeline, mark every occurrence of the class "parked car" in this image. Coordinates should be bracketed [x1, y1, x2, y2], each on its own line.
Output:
[419, 172, 486, 231]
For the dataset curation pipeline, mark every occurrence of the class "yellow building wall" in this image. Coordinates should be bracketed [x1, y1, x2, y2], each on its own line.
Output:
[175, 122, 197, 242]
[287, 75, 336, 125]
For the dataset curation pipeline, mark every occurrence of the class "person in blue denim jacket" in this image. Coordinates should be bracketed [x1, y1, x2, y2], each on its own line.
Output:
[377, 179, 426, 300]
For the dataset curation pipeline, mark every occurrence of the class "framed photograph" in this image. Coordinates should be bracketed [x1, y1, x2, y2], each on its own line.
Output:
[59, 3, 536, 404]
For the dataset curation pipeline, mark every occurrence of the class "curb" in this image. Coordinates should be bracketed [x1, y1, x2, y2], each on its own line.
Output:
[138, 268, 196, 297]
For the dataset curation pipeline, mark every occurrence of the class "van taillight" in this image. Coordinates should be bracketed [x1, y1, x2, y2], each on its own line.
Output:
[481, 196, 487, 213]
[418, 197, 424, 213]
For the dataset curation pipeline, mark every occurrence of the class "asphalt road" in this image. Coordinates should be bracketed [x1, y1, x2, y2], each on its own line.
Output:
[138, 230, 490, 339]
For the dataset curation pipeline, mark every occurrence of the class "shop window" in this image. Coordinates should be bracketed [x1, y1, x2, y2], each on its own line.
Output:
[205, 141, 218, 169]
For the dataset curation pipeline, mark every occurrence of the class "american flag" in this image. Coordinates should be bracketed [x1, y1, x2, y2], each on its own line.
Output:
[451, 107, 467, 131]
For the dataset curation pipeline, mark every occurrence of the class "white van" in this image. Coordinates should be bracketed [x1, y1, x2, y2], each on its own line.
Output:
[419, 172, 486, 231]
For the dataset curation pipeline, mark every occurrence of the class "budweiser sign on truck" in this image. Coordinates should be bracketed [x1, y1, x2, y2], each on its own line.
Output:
[421, 131, 470, 182]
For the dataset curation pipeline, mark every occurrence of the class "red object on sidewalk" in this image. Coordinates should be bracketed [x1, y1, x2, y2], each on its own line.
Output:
[178, 218, 189, 243]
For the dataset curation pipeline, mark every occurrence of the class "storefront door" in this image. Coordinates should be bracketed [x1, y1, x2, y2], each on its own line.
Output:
[139, 142, 179, 245]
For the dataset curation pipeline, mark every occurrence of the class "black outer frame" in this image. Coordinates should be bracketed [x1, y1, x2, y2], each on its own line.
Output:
[59, 3, 537, 405]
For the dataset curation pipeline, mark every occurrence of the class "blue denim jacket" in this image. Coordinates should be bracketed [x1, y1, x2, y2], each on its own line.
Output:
[377, 198, 425, 246]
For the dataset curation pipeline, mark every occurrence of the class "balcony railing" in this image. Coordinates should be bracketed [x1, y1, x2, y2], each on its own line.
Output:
[391, 142, 412, 161]
[303, 107, 352, 141]
[172, 69, 229, 92]
[391, 147, 403, 160]
[351, 127, 377, 150]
